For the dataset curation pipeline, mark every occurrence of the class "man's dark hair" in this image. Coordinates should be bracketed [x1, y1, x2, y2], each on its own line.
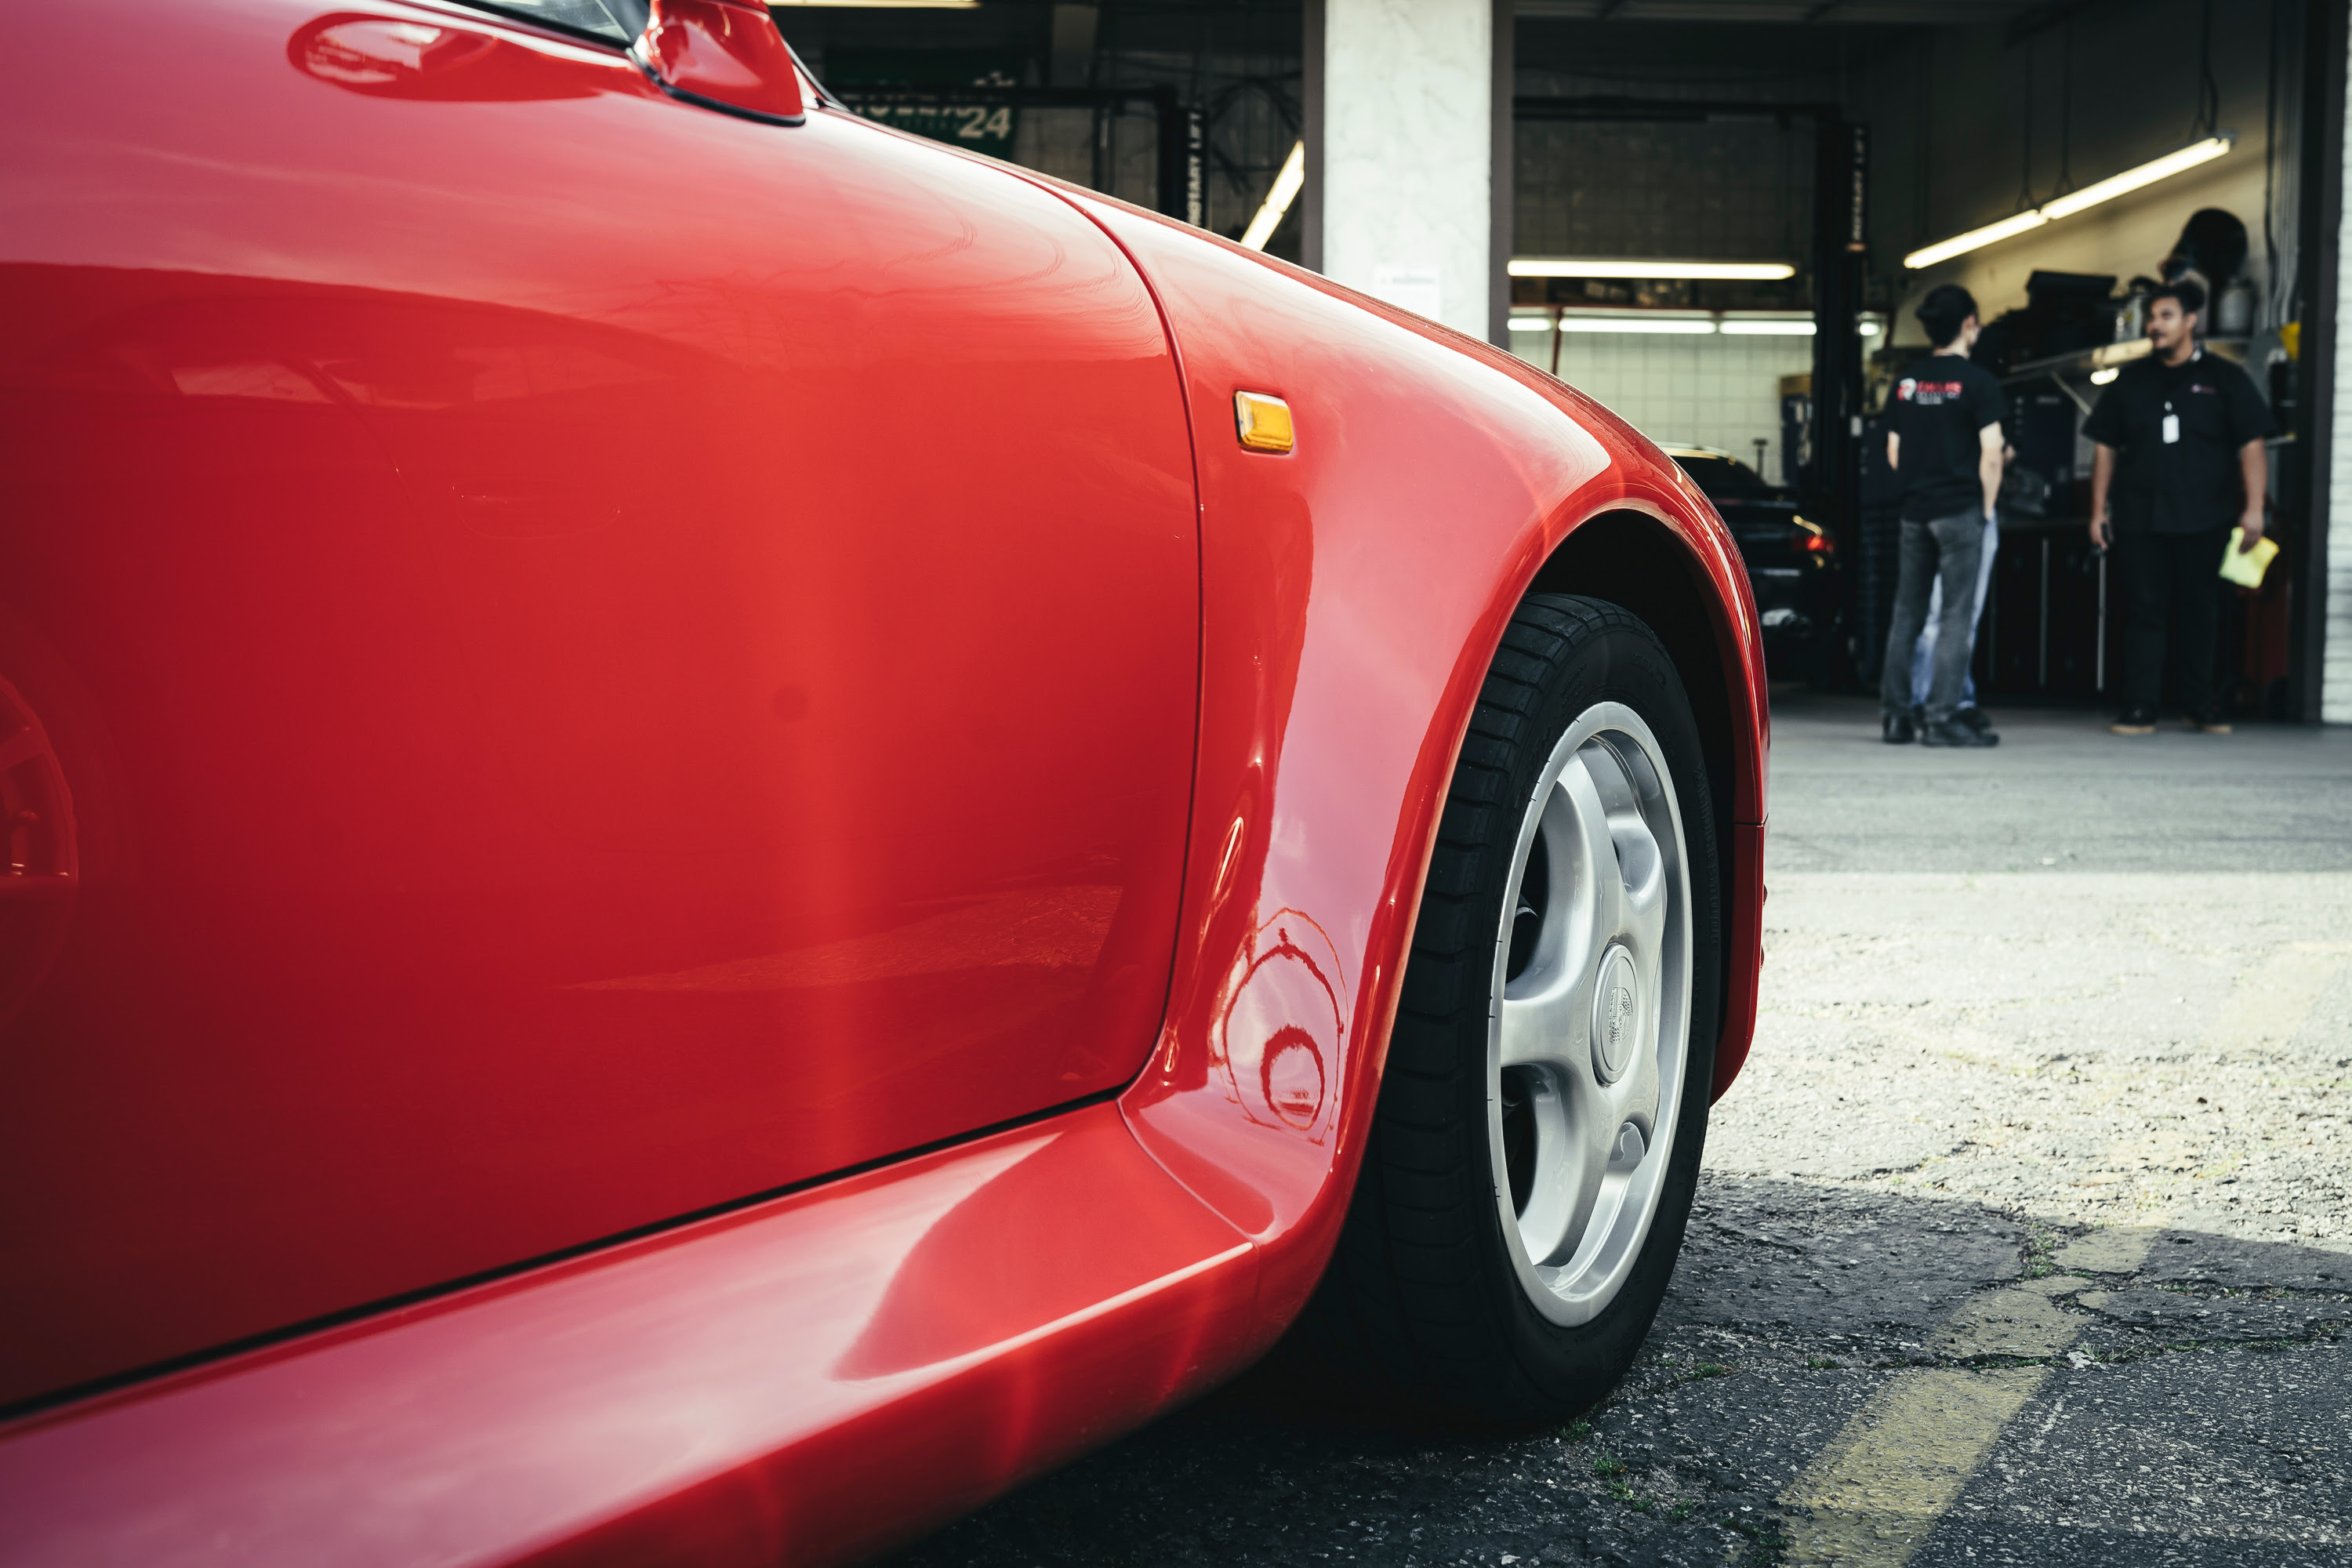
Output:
[1915, 284, 1979, 349]
[2150, 279, 2206, 318]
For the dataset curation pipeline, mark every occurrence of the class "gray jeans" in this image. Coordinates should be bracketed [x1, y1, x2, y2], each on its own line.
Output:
[1881, 505, 1987, 727]
[1910, 510, 1998, 709]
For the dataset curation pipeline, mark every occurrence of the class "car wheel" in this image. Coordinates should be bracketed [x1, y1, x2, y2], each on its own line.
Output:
[1313, 592, 1723, 1424]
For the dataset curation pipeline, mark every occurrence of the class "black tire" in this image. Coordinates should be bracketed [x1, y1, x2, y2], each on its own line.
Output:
[1306, 593, 1723, 1425]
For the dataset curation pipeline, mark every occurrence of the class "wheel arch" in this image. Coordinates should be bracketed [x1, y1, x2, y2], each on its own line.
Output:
[1530, 507, 1744, 841]
[1529, 505, 1766, 1111]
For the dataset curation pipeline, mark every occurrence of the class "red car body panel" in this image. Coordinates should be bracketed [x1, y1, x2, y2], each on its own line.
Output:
[2, 0, 1202, 1405]
[0, 1105, 1261, 1568]
[0, 1, 1767, 1560]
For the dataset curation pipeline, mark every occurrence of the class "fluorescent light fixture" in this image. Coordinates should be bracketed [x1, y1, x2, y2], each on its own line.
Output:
[2042, 136, 2233, 218]
[2089, 366, 2120, 385]
[1509, 258, 1795, 281]
[1558, 317, 1717, 334]
[1240, 141, 1305, 251]
[1904, 136, 2234, 269]
[1544, 313, 1874, 336]
[1904, 210, 2049, 270]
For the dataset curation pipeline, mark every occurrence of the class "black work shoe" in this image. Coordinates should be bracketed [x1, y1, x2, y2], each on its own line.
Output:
[1921, 717, 1998, 747]
[1882, 710, 1918, 744]
[1955, 706, 1994, 734]
[2111, 705, 2157, 735]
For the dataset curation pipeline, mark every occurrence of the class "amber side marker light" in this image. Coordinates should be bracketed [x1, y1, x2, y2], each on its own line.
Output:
[1234, 391, 1294, 453]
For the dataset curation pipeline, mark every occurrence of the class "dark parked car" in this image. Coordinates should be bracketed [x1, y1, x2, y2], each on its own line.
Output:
[1665, 447, 1844, 683]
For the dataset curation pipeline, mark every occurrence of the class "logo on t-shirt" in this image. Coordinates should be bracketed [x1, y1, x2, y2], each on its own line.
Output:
[1896, 377, 1967, 405]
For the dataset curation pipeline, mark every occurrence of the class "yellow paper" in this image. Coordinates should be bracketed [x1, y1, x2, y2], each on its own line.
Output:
[2220, 527, 2280, 588]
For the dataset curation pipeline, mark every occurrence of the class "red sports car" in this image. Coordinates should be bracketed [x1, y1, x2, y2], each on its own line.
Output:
[0, 2, 1766, 1561]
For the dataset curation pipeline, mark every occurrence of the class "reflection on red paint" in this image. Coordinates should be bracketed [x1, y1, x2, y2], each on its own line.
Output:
[1215, 911, 1345, 1143]
[1260, 1028, 1325, 1130]
[0, 672, 77, 1031]
[831, 1115, 1247, 1384]
[289, 14, 612, 103]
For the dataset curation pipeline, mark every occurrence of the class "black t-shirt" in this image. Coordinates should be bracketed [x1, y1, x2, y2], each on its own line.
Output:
[1887, 356, 2007, 521]
[2082, 348, 2277, 535]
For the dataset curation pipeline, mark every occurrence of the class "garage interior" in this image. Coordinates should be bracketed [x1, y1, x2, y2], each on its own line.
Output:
[770, 0, 2347, 724]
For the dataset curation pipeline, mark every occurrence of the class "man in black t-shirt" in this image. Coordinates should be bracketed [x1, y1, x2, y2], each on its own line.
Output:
[1880, 284, 2005, 747]
[2085, 280, 2277, 734]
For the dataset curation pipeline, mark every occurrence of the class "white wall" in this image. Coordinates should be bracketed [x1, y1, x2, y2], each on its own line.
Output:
[1323, 0, 1492, 339]
[1509, 331, 1817, 480]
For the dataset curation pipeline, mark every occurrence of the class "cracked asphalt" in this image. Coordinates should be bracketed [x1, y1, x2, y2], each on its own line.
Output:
[881, 696, 2352, 1567]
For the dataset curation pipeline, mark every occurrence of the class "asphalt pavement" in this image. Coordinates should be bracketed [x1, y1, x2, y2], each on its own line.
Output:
[882, 695, 2352, 1568]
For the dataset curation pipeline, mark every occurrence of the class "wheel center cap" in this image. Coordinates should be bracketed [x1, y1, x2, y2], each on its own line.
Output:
[1592, 945, 1640, 1083]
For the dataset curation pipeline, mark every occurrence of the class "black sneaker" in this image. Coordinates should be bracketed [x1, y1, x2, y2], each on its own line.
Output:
[2190, 710, 2234, 734]
[2111, 705, 2157, 735]
[1955, 706, 1994, 734]
[1921, 717, 1998, 747]
[1882, 710, 1918, 744]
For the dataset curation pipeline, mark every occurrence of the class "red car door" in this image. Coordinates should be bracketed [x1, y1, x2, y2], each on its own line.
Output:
[0, 0, 1198, 1406]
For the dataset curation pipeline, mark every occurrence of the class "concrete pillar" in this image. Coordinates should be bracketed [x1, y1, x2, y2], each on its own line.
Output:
[1314, 0, 1508, 345]
[2328, 7, 2352, 720]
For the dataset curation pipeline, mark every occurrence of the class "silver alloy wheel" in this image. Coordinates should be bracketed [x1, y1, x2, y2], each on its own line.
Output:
[1487, 699, 1693, 1327]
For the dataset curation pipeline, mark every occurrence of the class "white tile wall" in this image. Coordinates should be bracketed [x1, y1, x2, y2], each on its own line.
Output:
[1508, 332, 1818, 481]
[2332, 17, 2352, 722]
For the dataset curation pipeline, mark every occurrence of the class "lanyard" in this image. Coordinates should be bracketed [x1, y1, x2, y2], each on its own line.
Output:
[2159, 349, 2197, 445]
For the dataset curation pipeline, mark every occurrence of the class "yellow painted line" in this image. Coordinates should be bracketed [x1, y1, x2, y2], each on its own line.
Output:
[1780, 1366, 2045, 1565]
[2047, 1226, 2161, 1275]
[1926, 1272, 2082, 1360]
[1777, 1227, 2165, 1565]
